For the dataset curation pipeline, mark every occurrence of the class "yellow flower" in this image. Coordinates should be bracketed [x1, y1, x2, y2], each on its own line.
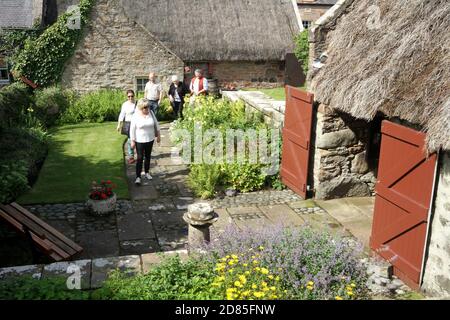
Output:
[228, 269, 234, 274]
[211, 282, 221, 287]
[228, 260, 235, 266]
[241, 290, 250, 297]
[226, 287, 236, 292]
[243, 263, 248, 267]
[259, 246, 264, 251]
[252, 284, 257, 289]
[351, 283, 356, 288]
[261, 281, 268, 287]
[254, 267, 261, 271]
[254, 292, 265, 298]
[275, 276, 280, 281]
[231, 254, 238, 259]
[335, 296, 343, 300]
[306, 285, 314, 291]
[226, 255, 230, 259]
[260, 268, 269, 275]
[347, 291, 354, 296]
[251, 256, 256, 259]
[234, 281, 242, 287]
[220, 257, 227, 262]
[245, 271, 251, 275]
[268, 275, 274, 280]
[263, 287, 270, 292]
[239, 275, 247, 284]
[270, 286, 276, 291]
[271, 295, 278, 299]
[253, 260, 259, 265]
[307, 281, 314, 286]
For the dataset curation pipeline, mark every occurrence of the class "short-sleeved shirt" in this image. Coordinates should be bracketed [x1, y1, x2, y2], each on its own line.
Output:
[144, 81, 163, 101]
[118, 101, 136, 122]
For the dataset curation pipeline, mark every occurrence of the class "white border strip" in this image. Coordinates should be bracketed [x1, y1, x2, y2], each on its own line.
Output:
[292, 0, 305, 32]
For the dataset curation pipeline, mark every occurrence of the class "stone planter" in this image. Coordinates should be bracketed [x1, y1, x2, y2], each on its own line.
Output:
[86, 193, 117, 216]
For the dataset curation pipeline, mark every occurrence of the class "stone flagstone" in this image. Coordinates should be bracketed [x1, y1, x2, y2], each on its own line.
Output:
[42, 260, 91, 290]
[91, 255, 142, 289]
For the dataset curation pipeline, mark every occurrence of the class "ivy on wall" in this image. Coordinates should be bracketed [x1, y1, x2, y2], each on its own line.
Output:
[11, 0, 96, 87]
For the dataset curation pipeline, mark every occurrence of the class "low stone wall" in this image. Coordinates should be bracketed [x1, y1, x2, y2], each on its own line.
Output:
[422, 151, 450, 296]
[222, 91, 285, 128]
[312, 104, 376, 200]
[0, 250, 188, 290]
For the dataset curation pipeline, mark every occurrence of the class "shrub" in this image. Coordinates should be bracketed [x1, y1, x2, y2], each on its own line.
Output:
[294, 29, 310, 76]
[0, 160, 29, 204]
[59, 89, 124, 124]
[0, 82, 34, 129]
[156, 98, 175, 121]
[187, 164, 223, 199]
[223, 162, 266, 193]
[34, 86, 70, 127]
[203, 225, 369, 300]
[0, 276, 89, 300]
[94, 255, 221, 300]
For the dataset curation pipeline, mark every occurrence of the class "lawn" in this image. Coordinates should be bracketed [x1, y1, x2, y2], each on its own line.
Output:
[243, 86, 307, 101]
[18, 122, 129, 204]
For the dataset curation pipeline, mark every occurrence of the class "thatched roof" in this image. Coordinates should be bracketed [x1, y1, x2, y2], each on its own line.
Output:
[119, 0, 302, 61]
[309, 0, 450, 152]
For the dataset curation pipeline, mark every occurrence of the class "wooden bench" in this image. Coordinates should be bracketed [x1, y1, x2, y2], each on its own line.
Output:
[0, 202, 83, 262]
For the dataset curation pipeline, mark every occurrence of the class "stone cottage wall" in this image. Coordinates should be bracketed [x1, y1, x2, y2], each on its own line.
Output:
[210, 61, 285, 89]
[61, 0, 184, 92]
[312, 104, 376, 199]
[422, 151, 450, 296]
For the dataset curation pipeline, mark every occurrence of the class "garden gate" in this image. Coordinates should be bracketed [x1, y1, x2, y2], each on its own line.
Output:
[370, 120, 438, 288]
[280, 86, 314, 199]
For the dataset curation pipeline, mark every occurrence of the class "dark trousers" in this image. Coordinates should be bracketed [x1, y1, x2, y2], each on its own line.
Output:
[136, 141, 154, 178]
[149, 100, 159, 115]
[172, 101, 184, 119]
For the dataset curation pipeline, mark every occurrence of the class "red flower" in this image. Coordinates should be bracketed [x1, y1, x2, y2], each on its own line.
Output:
[107, 180, 112, 184]
[101, 194, 107, 199]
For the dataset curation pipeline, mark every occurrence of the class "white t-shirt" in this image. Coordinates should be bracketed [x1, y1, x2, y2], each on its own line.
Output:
[144, 81, 163, 101]
[130, 112, 160, 143]
[118, 101, 136, 122]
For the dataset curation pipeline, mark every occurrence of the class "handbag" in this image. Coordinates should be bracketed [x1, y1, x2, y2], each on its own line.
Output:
[120, 121, 131, 136]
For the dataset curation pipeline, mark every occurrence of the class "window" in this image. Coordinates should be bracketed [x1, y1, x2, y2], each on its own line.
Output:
[302, 20, 312, 29]
[0, 66, 9, 84]
[135, 77, 147, 93]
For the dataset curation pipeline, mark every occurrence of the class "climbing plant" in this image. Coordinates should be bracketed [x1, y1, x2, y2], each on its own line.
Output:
[294, 29, 310, 76]
[11, 0, 96, 87]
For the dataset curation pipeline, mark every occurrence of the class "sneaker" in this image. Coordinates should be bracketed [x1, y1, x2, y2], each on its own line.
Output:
[135, 177, 141, 185]
[144, 173, 153, 180]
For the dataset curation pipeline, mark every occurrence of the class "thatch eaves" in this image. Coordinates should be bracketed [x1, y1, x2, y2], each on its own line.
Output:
[119, 0, 303, 61]
[309, 0, 450, 152]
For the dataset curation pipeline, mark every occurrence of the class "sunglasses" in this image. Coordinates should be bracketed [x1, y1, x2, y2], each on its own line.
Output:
[128, 95, 134, 98]
[142, 106, 149, 110]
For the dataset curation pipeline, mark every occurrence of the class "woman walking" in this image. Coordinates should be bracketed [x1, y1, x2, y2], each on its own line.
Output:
[117, 90, 137, 164]
[130, 99, 161, 185]
[168, 75, 190, 119]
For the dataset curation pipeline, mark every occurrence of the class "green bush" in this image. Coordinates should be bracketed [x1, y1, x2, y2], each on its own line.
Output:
[0, 82, 34, 129]
[93, 255, 221, 300]
[11, 0, 96, 87]
[172, 96, 279, 197]
[156, 98, 175, 121]
[59, 89, 124, 124]
[34, 86, 71, 127]
[0, 127, 48, 203]
[294, 30, 310, 76]
[0, 276, 89, 300]
[0, 160, 29, 204]
[187, 164, 223, 199]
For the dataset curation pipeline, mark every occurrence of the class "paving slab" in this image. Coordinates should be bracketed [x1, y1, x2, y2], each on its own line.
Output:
[45, 220, 76, 241]
[212, 208, 236, 232]
[0, 264, 43, 280]
[77, 230, 120, 259]
[258, 204, 305, 227]
[129, 184, 159, 201]
[228, 206, 272, 230]
[119, 239, 160, 255]
[91, 255, 142, 289]
[157, 229, 188, 251]
[42, 259, 91, 289]
[141, 250, 189, 273]
[117, 212, 156, 241]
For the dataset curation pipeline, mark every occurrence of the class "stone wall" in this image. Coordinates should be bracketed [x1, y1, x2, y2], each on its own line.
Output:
[210, 61, 285, 89]
[61, 0, 184, 92]
[312, 104, 376, 199]
[422, 152, 450, 297]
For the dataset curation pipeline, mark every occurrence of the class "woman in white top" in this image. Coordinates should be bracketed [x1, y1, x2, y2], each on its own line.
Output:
[117, 90, 137, 164]
[130, 99, 161, 185]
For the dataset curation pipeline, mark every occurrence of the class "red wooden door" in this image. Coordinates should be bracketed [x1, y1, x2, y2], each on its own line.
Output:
[370, 121, 437, 288]
[280, 86, 314, 199]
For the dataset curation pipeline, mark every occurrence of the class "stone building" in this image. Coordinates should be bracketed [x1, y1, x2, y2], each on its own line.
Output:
[55, 0, 303, 92]
[297, 0, 337, 29]
[302, 0, 449, 295]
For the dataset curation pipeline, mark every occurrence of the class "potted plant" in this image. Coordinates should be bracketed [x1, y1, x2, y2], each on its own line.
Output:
[86, 180, 117, 216]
